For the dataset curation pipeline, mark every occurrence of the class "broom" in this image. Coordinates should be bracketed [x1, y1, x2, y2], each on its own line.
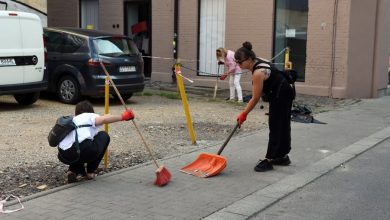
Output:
[99, 61, 171, 186]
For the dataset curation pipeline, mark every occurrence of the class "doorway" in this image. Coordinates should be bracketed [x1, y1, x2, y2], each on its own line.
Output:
[124, 0, 151, 78]
[273, 0, 308, 81]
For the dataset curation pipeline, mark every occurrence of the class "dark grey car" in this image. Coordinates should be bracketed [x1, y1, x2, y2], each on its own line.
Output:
[44, 27, 144, 104]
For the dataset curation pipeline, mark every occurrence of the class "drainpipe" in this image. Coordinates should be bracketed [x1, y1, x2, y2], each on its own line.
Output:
[370, 0, 380, 98]
[173, 0, 179, 60]
[329, 0, 339, 98]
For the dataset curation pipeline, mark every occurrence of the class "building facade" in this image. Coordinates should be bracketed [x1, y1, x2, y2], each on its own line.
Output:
[47, 0, 390, 98]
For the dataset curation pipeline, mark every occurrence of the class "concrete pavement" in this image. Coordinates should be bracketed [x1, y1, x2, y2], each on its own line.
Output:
[2, 96, 390, 220]
[252, 137, 390, 220]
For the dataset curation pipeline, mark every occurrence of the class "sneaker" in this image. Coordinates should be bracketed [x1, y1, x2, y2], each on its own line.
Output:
[254, 159, 273, 172]
[271, 155, 291, 166]
[67, 171, 77, 184]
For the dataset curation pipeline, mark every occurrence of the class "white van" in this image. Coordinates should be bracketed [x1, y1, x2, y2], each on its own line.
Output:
[0, 10, 47, 105]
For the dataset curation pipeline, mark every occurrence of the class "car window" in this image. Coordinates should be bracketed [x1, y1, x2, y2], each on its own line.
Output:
[93, 38, 138, 57]
[44, 31, 63, 52]
[62, 34, 89, 53]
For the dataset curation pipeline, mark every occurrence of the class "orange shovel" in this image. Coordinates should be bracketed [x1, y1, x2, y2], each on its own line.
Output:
[180, 123, 239, 178]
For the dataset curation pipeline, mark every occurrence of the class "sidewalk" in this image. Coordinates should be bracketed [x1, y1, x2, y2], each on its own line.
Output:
[2, 96, 390, 220]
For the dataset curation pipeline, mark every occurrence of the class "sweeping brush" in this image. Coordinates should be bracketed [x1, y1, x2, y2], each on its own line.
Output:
[99, 61, 171, 186]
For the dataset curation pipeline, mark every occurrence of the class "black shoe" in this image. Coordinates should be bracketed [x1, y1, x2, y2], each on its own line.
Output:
[67, 171, 77, 184]
[271, 155, 291, 166]
[254, 159, 273, 172]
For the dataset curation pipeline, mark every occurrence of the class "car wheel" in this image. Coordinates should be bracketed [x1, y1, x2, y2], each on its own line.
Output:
[57, 75, 81, 104]
[113, 93, 133, 101]
[14, 92, 40, 105]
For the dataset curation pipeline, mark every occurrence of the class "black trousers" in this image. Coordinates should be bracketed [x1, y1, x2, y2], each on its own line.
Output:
[58, 131, 110, 174]
[266, 83, 293, 159]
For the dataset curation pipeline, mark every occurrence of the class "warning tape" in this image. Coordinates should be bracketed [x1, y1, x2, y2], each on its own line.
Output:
[142, 47, 289, 78]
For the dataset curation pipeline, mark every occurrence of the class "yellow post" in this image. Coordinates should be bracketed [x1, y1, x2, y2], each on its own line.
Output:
[175, 63, 196, 144]
[103, 76, 110, 169]
[284, 47, 292, 70]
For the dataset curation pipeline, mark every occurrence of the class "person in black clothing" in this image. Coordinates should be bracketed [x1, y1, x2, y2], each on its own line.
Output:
[235, 41, 294, 172]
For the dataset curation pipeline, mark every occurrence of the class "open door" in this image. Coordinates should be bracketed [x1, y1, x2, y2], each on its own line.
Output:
[124, 0, 151, 78]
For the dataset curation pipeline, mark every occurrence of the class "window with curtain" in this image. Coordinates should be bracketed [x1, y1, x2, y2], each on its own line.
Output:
[198, 0, 226, 76]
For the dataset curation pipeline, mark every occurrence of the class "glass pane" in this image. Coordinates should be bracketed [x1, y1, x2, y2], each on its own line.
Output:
[198, 0, 226, 76]
[81, 0, 99, 30]
[62, 35, 89, 53]
[273, 0, 308, 81]
[93, 38, 138, 57]
[44, 31, 63, 52]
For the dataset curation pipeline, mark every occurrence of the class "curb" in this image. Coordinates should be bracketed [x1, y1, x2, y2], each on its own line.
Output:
[203, 126, 390, 220]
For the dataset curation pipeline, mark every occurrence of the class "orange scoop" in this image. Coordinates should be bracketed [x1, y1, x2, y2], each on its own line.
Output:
[180, 124, 239, 178]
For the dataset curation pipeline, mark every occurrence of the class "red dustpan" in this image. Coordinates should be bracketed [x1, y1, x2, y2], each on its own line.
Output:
[180, 123, 239, 177]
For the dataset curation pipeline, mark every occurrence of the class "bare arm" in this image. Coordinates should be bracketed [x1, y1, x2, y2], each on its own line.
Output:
[243, 70, 265, 114]
[94, 114, 122, 126]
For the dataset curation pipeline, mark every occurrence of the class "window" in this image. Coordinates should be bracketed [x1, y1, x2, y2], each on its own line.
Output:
[62, 35, 89, 53]
[44, 31, 63, 52]
[93, 38, 138, 57]
[198, 0, 226, 76]
[80, 0, 99, 29]
[273, 0, 308, 81]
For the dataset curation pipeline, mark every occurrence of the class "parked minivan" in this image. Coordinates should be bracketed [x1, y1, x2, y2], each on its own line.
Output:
[43, 27, 145, 104]
[0, 11, 47, 105]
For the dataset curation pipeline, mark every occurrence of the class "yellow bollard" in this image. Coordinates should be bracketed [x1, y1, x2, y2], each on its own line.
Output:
[284, 47, 292, 70]
[103, 76, 110, 169]
[175, 63, 196, 144]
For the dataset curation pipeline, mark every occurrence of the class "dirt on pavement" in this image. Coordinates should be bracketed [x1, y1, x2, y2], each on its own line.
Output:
[0, 87, 360, 199]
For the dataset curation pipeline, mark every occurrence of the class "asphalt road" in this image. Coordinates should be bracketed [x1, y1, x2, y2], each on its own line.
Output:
[253, 138, 390, 220]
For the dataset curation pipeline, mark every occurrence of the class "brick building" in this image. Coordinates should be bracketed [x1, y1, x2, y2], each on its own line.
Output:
[47, 0, 390, 98]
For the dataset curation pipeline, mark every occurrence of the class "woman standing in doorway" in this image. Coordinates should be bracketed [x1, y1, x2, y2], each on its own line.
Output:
[235, 42, 294, 172]
[216, 47, 243, 102]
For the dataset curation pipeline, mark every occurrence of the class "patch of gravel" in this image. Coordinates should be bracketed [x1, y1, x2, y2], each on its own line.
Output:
[0, 88, 360, 199]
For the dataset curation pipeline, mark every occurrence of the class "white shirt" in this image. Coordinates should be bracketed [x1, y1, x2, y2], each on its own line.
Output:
[58, 113, 102, 150]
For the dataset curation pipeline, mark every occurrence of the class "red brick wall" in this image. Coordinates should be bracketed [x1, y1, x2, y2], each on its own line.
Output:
[299, 0, 351, 97]
[47, 0, 79, 27]
[224, 0, 274, 90]
[177, 0, 198, 79]
[150, 0, 175, 81]
[99, 0, 123, 34]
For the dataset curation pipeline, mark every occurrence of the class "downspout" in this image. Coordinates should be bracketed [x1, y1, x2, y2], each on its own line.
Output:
[173, 0, 179, 60]
[329, 0, 339, 98]
[370, 0, 380, 98]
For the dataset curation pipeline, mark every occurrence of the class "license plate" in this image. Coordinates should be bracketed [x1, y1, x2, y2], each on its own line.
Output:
[119, 66, 136, 72]
[0, 58, 16, 66]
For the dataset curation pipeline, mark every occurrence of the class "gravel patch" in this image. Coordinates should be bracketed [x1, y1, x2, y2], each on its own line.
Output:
[0, 88, 360, 199]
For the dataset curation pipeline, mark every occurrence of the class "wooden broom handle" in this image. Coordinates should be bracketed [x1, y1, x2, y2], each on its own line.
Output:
[100, 62, 160, 168]
[131, 120, 159, 168]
